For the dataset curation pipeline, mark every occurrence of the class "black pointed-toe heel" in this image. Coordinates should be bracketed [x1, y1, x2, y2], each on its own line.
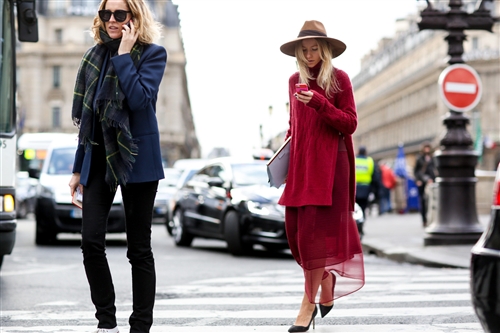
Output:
[319, 303, 333, 318]
[319, 272, 336, 318]
[288, 306, 317, 332]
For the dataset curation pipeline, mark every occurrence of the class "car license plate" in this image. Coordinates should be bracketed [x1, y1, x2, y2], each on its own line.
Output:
[70, 209, 82, 218]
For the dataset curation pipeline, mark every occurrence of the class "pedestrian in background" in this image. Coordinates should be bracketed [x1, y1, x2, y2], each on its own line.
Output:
[68, 0, 166, 332]
[378, 162, 397, 214]
[355, 146, 377, 218]
[414, 142, 437, 226]
[278, 20, 365, 333]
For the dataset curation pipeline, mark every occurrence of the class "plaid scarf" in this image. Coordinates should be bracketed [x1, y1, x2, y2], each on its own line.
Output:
[72, 30, 143, 189]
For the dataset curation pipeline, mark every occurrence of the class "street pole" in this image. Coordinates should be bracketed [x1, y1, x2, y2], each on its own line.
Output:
[417, 0, 499, 245]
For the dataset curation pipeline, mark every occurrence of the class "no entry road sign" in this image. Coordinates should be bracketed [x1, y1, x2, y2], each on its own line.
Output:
[438, 64, 482, 112]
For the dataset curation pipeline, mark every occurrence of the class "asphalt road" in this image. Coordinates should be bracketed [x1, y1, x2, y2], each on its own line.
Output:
[0, 215, 482, 332]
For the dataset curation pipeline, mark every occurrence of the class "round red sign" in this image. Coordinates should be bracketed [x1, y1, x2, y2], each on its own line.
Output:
[438, 64, 482, 112]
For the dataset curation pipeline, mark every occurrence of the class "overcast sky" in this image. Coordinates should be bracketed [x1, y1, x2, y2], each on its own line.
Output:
[170, 0, 423, 158]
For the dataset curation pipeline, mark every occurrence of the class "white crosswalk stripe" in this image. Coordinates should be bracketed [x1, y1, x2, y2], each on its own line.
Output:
[1, 266, 482, 332]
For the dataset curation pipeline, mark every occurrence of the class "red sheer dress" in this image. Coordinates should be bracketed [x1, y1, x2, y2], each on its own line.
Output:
[285, 137, 365, 303]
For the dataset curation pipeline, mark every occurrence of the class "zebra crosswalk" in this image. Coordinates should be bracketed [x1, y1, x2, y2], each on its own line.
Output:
[1, 262, 483, 332]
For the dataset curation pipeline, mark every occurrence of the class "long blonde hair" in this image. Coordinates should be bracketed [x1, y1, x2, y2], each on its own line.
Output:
[91, 0, 162, 45]
[294, 39, 341, 98]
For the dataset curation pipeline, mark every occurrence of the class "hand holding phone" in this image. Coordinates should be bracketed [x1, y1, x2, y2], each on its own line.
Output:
[295, 83, 309, 94]
[118, 19, 138, 55]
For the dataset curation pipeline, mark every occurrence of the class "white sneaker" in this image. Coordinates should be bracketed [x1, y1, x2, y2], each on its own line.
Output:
[94, 327, 119, 333]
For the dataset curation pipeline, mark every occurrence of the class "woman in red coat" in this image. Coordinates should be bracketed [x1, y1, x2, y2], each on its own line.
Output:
[279, 20, 365, 332]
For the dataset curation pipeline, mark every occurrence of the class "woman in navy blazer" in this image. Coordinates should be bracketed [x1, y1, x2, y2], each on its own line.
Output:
[68, 0, 166, 332]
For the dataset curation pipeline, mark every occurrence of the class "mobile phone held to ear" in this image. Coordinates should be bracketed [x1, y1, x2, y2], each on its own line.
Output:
[125, 19, 133, 28]
[295, 83, 308, 93]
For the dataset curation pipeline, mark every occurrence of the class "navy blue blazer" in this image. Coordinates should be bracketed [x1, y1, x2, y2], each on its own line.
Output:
[73, 43, 167, 186]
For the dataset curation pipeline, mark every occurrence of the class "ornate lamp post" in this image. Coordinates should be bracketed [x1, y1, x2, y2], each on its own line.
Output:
[417, 0, 499, 245]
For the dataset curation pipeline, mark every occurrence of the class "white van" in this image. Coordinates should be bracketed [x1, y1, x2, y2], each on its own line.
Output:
[17, 132, 78, 178]
[34, 139, 125, 245]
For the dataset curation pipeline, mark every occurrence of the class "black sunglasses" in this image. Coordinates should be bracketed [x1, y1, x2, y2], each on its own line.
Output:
[98, 10, 131, 23]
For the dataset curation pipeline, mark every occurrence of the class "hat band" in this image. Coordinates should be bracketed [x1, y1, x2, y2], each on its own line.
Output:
[297, 30, 327, 38]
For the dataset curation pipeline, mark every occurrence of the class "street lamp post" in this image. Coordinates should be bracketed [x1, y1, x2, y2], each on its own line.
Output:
[417, 0, 499, 245]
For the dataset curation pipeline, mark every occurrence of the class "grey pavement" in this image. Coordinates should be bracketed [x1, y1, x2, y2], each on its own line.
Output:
[361, 209, 491, 269]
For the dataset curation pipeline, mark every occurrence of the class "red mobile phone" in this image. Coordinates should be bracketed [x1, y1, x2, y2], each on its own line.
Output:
[295, 83, 309, 93]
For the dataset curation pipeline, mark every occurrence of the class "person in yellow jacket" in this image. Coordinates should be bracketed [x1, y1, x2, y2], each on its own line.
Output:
[355, 146, 379, 226]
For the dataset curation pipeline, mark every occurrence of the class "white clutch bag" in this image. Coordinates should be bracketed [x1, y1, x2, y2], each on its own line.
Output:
[266, 136, 291, 188]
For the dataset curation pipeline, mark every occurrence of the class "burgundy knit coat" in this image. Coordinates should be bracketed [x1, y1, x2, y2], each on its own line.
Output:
[278, 66, 357, 211]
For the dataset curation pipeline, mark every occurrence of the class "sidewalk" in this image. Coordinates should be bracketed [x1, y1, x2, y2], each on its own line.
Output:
[360, 210, 490, 269]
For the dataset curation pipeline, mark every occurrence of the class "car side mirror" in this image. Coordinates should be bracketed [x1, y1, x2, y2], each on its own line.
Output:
[27, 168, 40, 179]
[207, 177, 224, 188]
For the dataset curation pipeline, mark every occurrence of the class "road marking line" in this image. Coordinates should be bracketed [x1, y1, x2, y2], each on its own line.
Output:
[0, 323, 483, 333]
[151, 293, 471, 306]
[157, 282, 469, 294]
[3, 306, 475, 320]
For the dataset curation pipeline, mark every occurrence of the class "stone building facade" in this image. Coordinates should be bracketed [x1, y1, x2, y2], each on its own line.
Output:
[352, 1, 500, 173]
[16, 0, 200, 166]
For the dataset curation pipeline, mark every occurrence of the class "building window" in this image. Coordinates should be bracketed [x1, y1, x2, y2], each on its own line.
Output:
[70, 0, 100, 15]
[53, 66, 61, 88]
[53, 0, 66, 16]
[52, 107, 61, 128]
[472, 37, 479, 50]
[55, 29, 63, 43]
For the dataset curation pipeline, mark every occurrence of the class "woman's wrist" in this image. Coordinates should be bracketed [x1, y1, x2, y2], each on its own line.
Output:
[307, 92, 324, 110]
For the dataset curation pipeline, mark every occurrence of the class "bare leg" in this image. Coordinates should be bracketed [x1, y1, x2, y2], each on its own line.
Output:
[293, 293, 316, 326]
[319, 272, 335, 306]
[293, 268, 323, 326]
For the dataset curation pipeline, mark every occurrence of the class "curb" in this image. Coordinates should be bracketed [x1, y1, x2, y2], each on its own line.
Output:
[361, 241, 471, 269]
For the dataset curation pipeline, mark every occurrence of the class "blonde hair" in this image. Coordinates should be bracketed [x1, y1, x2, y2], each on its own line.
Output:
[91, 0, 162, 45]
[294, 39, 341, 98]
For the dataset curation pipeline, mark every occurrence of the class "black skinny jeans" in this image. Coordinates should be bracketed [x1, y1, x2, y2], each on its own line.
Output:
[81, 147, 158, 333]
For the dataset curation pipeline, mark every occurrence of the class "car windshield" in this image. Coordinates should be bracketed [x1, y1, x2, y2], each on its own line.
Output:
[232, 163, 268, 187]
[177, 168, 200, 188]
[47, 148, 75, 175]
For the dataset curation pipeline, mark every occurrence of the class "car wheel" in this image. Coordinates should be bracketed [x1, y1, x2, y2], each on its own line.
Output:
[17, 201, 28, 219]
[224, 211, 252, 256]
[172, 209, 193, 247]
[165, 216, 173, 236]
[35, 219, 57, 245]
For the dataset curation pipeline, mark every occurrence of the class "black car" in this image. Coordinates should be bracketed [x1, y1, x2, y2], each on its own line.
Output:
[153, 168, 182, 223]
[170, 158, 287, 255]
[165, 165, 206, 235]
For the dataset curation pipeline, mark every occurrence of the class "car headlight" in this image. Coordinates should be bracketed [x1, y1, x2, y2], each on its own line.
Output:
[1, 194, 15, 213]
[247, 201, 285, 218]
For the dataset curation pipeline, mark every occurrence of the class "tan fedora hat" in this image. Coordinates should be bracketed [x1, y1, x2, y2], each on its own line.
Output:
[280, 20, 346, 58]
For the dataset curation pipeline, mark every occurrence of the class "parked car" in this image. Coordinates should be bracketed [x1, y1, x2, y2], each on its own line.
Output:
[165, 159, 209, 235]
[170, 157, 287, 255]
[33, 139, 125, 245]
[15, 171, 38, 219]
[153, 168, 182, 222]
[173, 158, 208, 171]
